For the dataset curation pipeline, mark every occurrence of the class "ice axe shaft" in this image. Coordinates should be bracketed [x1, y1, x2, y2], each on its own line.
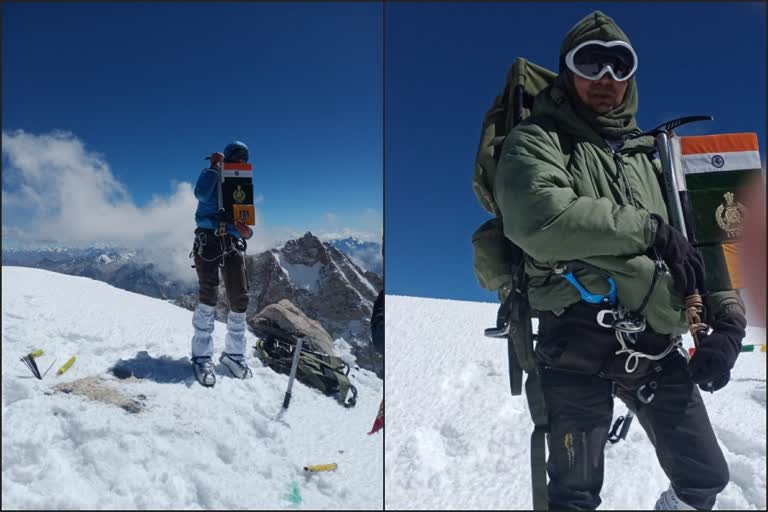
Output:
[654, 119, 713, 345]
[282, 336, 305, 409]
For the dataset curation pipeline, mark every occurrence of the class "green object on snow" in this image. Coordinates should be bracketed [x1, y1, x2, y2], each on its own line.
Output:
[283, 480, 302, 506]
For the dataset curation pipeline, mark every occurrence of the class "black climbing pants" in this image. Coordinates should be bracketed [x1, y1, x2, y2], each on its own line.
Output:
[536, 302, 729, 510]
[192, 228, 249, 313]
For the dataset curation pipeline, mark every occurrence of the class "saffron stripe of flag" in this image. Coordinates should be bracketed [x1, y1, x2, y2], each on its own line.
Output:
[680, 133, 762, 175]
[222, 163, 253, 171]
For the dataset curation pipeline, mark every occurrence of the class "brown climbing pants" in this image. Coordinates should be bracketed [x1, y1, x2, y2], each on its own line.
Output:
[192, 228, 249, 313]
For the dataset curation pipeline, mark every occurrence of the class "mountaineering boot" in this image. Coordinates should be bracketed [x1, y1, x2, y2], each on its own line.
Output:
[220, 310, 252, 378]
[192, 356, 216, 387]
[220, 352, 253, 379]
[654, 486, 696, 510]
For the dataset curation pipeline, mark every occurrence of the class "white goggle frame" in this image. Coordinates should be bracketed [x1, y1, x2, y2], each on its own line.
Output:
[564, 40, 638, 82]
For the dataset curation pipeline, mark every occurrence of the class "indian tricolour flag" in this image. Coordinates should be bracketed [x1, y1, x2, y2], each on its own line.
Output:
[669, 133, 763, 291]
[221, 162, 256, 226]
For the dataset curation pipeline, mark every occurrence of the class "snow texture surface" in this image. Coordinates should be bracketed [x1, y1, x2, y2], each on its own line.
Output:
[385, 295, 766, 510]
[273, 253, 322, 293]
[2, 267, 383, 510]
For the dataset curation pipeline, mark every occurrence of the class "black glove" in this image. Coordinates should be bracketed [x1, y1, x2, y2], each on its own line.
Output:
[650, 214, 706, 296]
[688, 312, 747, 392]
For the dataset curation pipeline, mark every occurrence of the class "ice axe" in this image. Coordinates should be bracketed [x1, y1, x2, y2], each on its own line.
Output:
[646, 116, 714, 349]
[282, 336, 305, 409]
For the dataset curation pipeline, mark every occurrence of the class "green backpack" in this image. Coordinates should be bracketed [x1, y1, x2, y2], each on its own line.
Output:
[471, 57, 558, 302]
[471, 58, 559, 511]
[253, 327, 358, 408]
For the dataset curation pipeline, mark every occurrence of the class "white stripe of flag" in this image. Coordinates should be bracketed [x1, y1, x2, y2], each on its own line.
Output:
[682, 150, 762, 175]
[223, 170, 252, 179]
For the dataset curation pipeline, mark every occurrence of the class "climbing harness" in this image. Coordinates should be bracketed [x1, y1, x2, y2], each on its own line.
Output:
[557, 257, 683, 374]
[190, 230, 243, 267]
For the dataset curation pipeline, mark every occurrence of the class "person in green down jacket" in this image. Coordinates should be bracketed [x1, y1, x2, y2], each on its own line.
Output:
[495, 11, 747, 511]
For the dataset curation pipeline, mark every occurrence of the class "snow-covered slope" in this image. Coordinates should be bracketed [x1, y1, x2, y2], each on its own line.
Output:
[1, 247, 189, 300]
[1, 267, 383, 510]
[385, 295, 766, 510]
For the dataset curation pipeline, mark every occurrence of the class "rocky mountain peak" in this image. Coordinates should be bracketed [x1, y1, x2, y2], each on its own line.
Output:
[174, 233, 383, 372]
[280, 232, 330, 266]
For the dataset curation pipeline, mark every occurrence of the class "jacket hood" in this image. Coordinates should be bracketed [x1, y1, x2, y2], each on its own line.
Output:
[559, 10, 633, 67]
[547, 11, 640, 139]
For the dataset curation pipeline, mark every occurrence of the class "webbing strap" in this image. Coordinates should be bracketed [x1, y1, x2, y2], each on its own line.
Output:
[526, 369, 549, 510]
[531, 426, 548, 511]
[508, 336, 523, 395]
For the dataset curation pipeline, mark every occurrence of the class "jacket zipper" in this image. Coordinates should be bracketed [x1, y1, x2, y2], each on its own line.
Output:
[611, 146, 665, 313]
[612, 149, 638, 207]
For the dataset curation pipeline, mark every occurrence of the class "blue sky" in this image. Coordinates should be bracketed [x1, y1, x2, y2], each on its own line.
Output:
[2, 2, 382, 253]
[385, 1, 767, 302]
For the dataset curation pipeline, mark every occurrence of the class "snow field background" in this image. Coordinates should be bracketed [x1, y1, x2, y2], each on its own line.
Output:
[2, 267, 383, 510]
[385, 295, 766, 510]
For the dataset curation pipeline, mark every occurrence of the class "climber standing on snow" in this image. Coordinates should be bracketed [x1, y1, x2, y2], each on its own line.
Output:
[494, 11, 746, 511]
[190, 140, 255, 387]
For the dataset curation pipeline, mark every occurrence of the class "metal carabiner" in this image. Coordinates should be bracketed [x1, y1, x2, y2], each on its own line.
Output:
[555, 262, 617, 305]
[613, 315, 646, 334]
[597, 309, 616, 329]
[599, 306, 646, 334]
[637, 381, 657, 404]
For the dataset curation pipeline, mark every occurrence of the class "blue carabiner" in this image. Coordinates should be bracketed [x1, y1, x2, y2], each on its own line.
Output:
[562, 272, 617, 305]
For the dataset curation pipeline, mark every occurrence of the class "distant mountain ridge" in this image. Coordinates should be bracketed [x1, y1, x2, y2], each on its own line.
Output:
[329, 237, 383, 274]
[1, 247, 191, 299]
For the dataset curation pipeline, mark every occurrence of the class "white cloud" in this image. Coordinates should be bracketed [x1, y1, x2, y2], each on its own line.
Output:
[1, 130, 383, 280]
[322, 212, 341, 226]
[315, 229, 381, 243]
[314, 208, 382, 243]
[0, 130, 265, 283]
[1, 224, 27, 240]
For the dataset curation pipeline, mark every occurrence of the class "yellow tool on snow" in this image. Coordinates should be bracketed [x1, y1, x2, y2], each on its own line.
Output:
[57, 356, 76, 376]
[30, 349, 44, 358]
[304, 463, 337, 473]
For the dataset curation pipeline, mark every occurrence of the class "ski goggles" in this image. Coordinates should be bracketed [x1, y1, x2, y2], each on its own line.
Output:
[564, 40, 638, 82]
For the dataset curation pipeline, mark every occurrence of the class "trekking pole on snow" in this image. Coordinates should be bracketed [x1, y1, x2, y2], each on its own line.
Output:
[282, 336, 305, 409]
